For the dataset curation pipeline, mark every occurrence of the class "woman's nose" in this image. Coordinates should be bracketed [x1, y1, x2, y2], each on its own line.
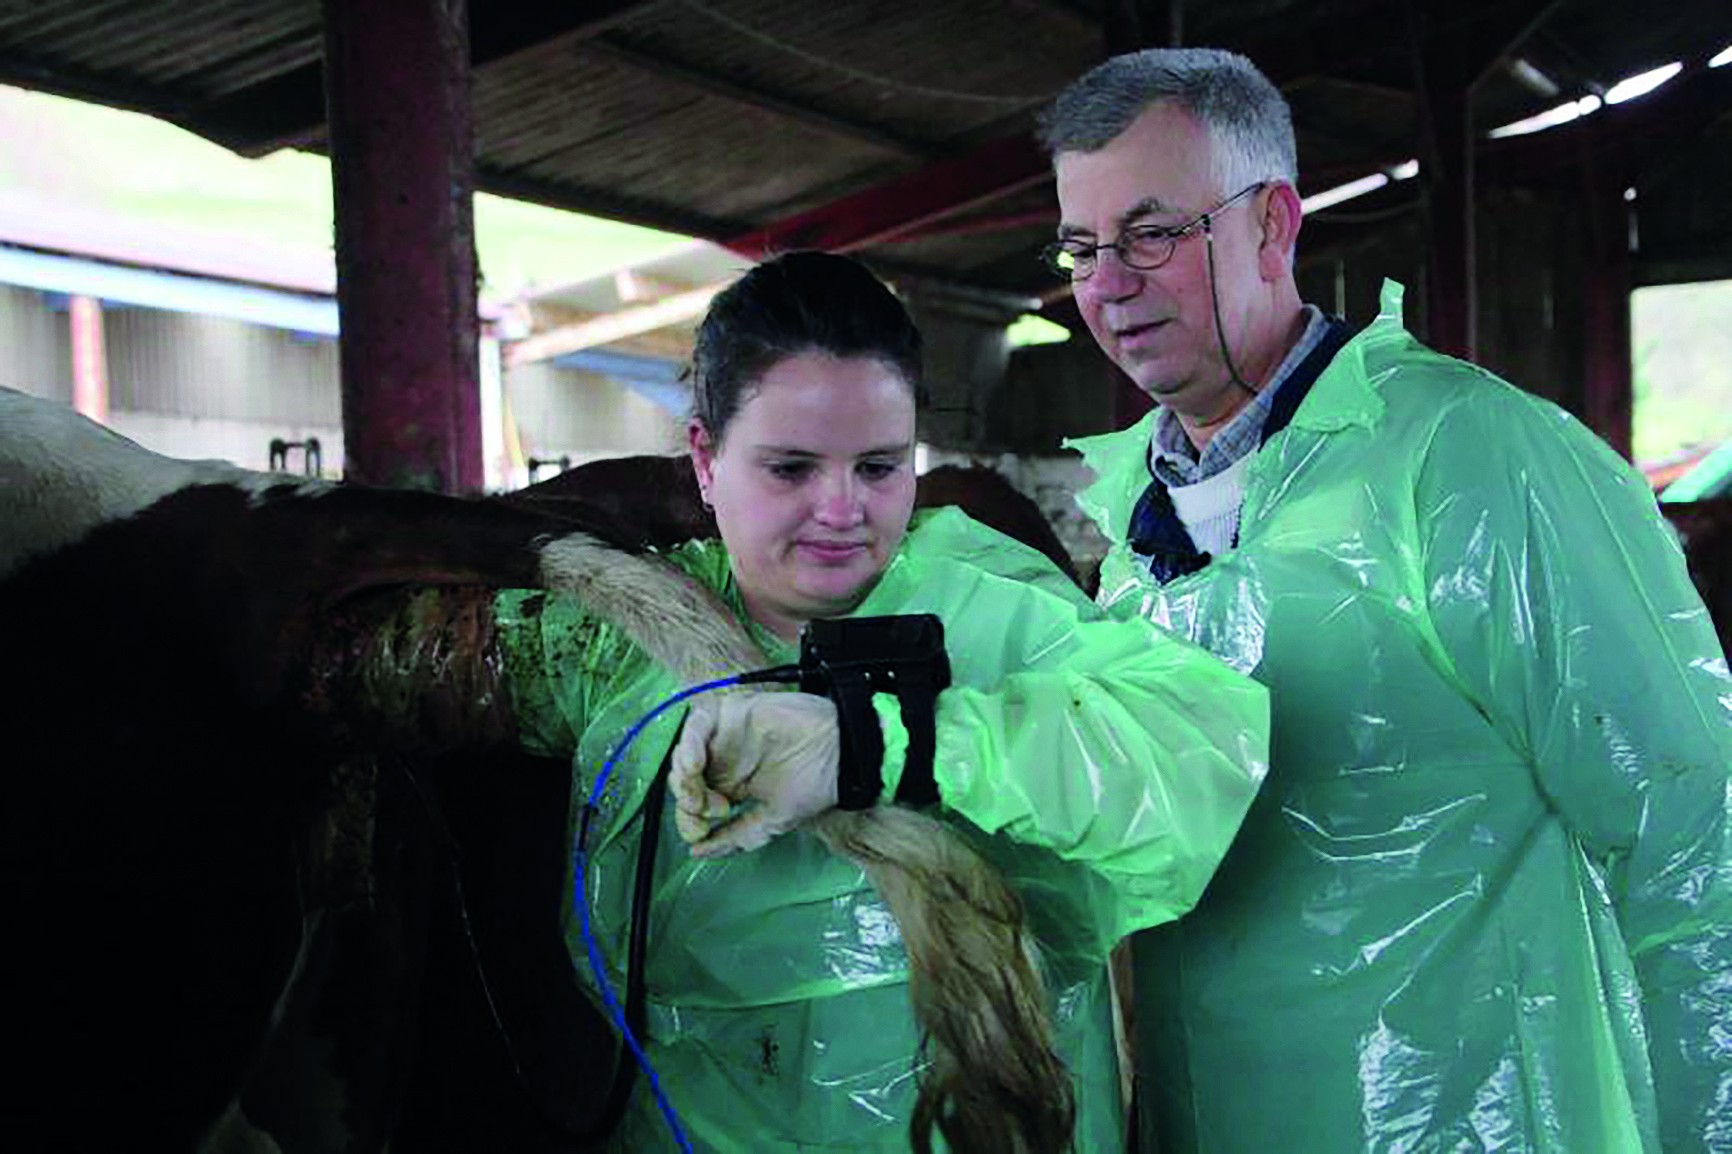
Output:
[812, 471, 864, 526]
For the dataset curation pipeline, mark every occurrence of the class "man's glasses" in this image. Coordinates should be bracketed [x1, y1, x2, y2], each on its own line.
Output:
[1041, 182, 1266, 281]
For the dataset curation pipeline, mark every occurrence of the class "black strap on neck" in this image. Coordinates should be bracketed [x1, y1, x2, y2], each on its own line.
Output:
[1128, 315, 1353, 585]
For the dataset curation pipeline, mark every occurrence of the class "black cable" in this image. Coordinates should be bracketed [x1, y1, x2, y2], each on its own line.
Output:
[586, 753, 673, 1138]
[1204, 221, 1259, 396]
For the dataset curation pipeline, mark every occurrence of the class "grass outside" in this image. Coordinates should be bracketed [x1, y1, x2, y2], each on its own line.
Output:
[0, 84, 690, 301]
[1632, 279, 1732, 467]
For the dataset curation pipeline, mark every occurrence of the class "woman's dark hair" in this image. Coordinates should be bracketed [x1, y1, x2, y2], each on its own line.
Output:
[690, 250, 924, 439]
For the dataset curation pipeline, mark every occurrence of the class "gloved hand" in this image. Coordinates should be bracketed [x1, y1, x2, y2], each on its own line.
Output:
[670, 691, 841, 858]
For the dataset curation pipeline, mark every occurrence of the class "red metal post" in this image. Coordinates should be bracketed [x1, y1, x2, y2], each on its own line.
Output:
[1420, 77, 1475, 359]
[1580, 171, 1633, 459]
[322, 0, 482, 492]
[68, 294, 109, 424]
[722, 135, 1051, 259]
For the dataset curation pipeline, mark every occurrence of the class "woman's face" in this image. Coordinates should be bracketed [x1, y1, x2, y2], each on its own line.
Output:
[690, 352, 918, 642]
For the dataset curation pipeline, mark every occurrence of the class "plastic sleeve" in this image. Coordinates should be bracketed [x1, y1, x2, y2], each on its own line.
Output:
[1416, 384, 1732, 1150]
[929, 577, 1269, 958]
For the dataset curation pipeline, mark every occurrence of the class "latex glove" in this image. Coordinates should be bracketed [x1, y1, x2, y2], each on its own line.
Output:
[670, 691, 841, 858]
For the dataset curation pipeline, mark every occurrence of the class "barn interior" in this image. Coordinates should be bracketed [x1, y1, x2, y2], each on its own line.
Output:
[4, 0, 1728, 616]
[2, 4, 1730, 1151]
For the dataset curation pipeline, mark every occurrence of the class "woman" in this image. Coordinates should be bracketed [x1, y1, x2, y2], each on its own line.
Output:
[488, 251, 1270, 1152]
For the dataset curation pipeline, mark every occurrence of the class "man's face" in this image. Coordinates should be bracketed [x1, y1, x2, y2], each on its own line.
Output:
[1055, 103, 1271, 428]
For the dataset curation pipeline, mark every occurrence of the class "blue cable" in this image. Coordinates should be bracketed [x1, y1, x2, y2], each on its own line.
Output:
[572, 673, 748, 1154]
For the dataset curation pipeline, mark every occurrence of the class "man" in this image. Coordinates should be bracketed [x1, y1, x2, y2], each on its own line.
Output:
[1044, 48, 1732, 1154]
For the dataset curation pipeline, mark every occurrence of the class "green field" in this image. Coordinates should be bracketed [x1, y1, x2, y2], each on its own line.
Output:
[1632, 280, 1732, 467]
[0, 84, 690, 300]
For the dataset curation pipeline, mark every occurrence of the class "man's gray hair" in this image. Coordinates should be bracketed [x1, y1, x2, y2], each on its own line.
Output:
[1038, 48, 1297, 194]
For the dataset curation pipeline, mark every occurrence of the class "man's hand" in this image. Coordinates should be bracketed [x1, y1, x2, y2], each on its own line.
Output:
[670, 691, 841, 857]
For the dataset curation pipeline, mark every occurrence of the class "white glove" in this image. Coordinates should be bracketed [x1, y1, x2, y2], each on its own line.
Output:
[670, 691, 841, 858]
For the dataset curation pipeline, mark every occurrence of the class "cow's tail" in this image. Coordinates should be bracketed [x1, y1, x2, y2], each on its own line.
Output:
[814, 807, 1075, 1154]
[537, 532, 1076, 1154]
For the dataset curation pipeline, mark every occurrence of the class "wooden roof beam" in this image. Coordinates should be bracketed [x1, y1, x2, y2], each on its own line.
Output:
[722, 134, 1053, 258]
[474, 164, 749, 241]
[693, 0, 1568, 271]
[580, 39, 939, 160]
[504, 281, 726, 367]
[1481, 60, 1732, 184]
[188, 0, 672, 157]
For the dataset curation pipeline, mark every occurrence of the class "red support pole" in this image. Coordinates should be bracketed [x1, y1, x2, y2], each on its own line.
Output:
[322, 0, 482, 492]
[68, 294, 109, 424]
[1420, 79, 1475, 360]
[1581, 171, 1633, 460]
[722, 135, 1051, 260]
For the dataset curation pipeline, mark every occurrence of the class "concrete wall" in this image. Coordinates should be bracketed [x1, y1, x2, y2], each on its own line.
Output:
[504, 358, 685, 471]
[0, 282, 687, 483]
[0, 282, 73, 403]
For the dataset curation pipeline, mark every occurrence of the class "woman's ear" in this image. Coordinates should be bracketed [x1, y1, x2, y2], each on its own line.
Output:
[1258, 181, 1304, 279]
[688, 420, 716, 505]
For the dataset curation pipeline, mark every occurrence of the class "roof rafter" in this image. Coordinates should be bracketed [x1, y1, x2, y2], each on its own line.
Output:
[474, 164, 750, 242]
[721, 134, 1053, 257]
[186, 0, 673, 157]
[716, 0, 1458, 261]
[579, 38, 940, 160]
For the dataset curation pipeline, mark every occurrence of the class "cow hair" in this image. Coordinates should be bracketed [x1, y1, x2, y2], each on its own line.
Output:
[532, 533, 1077, 1154]
[817, 807, 1077, 1154]
[535, 532, 764, 680]
[0, 384, 302, 580]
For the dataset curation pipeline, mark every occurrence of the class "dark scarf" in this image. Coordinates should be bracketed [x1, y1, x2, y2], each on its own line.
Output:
[1127, 315, 1353, 585]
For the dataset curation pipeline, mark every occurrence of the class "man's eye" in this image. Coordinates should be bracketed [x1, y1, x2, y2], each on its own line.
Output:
[1123, 225, 1179, 247]
[766, 460, 812, 481]
[858, 460, 901, 481]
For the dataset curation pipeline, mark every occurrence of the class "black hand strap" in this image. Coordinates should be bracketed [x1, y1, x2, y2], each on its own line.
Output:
[829, 669, 887, 811]
[890, 666, 942, 807]
[799, 615, 951, 811]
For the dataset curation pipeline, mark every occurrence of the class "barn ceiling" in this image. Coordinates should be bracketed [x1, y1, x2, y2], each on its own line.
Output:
[1, 0, 1727, 301]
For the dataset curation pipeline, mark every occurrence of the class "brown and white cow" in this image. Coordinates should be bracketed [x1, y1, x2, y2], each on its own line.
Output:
[1, 388, 1087, 1154]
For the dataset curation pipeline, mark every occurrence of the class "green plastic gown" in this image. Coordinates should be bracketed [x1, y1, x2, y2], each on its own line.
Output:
[495, 506, 1270, 1152]
[1067, 281, 1732, 1154]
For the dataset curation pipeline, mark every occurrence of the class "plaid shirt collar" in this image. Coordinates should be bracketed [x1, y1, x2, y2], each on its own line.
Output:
[1151, 305, 1327, 487]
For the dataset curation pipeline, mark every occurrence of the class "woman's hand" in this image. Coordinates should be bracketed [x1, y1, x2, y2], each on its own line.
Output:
[670, 691, 841, 857]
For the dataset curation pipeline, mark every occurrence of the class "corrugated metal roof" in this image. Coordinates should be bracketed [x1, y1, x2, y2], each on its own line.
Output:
[1, 0, 1726, 300]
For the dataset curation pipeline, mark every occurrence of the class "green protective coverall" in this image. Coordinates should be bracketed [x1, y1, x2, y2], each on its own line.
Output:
[1066, 280, 1732, 1154]
[495, 506, 1271, 1153]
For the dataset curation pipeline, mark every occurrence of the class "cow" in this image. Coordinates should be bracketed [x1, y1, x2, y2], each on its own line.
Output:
[0, 388, 1082, 1154]
[512, 453, 1084, 590]
[1661, 499, 1732, 652]
[0, 387, 761, 1153]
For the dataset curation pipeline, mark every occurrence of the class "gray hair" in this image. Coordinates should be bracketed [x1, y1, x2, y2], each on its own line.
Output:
[1038, 48, 1297, 194]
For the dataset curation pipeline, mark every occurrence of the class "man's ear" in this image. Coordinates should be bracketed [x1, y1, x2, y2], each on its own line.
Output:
[1258, 182, 1304, 279]
[688, 420, 716, 503]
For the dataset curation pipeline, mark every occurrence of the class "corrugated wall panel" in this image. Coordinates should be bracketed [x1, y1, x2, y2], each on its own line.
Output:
[0, 283, 72, 402]
[506, 361, 683, 463]
[103, 307, 339, 424]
